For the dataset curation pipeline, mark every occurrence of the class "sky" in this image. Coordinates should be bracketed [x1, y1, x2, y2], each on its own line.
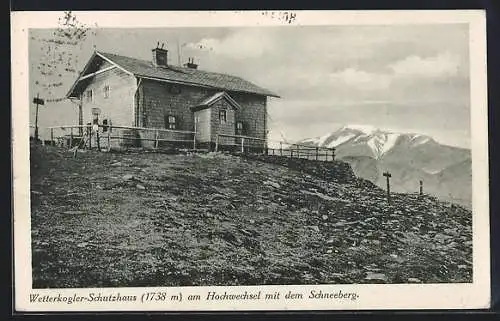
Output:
[29, 22, 471, 148]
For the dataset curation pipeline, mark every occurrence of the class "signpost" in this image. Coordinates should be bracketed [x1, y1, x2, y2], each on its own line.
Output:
[33, 93, 44, 142]
[383, 171, 392, 204]
[419, 180, 423, 196]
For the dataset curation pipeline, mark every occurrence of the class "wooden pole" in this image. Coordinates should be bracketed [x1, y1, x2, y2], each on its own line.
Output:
[193, 119, 197, 150]
[88, 125, 92, 150]
[50, 128, 53, 146]
[296, 144, 299, 159]
[315, 147, 319, 161]
[70, 127, 73, 148]
[154, 130, 159, 149]
[34, 93, 40, 142]
[96, 129, 101, 151]
[383, 171, 392, 204]
[331, 149, 335, 161]
[419, 180, 423, 195]
[280, 142, 283, 156]
[107, 127, 111, 152]
[241, 138, 245, 153]
[78, 97, 83, 136]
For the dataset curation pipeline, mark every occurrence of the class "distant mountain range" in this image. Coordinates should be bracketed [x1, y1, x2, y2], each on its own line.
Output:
[298, 125, 472, 208]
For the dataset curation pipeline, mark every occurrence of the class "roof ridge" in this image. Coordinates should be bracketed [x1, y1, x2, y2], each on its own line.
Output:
[86, 51, 280, 98]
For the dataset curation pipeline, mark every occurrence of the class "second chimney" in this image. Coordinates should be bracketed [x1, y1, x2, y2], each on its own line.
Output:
[184, 57, 198, 70]
[152, 43, 168, 67]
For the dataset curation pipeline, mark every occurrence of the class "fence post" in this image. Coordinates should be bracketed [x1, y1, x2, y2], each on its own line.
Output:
[96, 130, 101, 151]
[193, 118, 197, 150]
[315, 147, 318, 161]
[107, 127, 111, 152]
[296, 144, 299, 159]
[50, 128, 54, 146]
[215, 134, 219, 152]
[88, 126, 92, 150]
[154, 130, 159, 149]
[280, 142, 283, 156]
[241, 138, 245, 153]
[331, 149, 335, 161]
[70, 127, 73, 148]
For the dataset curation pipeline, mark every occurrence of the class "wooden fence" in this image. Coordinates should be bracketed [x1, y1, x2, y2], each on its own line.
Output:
[215, 133, 267, 153]
[267, 141, 335, 161]
[46, 125, 335, 161]
[46, 124, 196, 151]
[215, 133, 335, 161]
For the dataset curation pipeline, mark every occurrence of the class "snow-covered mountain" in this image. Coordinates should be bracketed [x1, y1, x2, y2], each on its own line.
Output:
[298, 125, 472, 207]
[300, 124, 436, 160]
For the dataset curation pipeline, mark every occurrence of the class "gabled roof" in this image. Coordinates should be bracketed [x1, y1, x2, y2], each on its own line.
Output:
[191, 92, 241, 112]
[67, 51, 280, 98]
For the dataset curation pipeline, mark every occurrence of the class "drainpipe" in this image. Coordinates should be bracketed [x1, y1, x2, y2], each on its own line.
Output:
[135, 77, 143, 127]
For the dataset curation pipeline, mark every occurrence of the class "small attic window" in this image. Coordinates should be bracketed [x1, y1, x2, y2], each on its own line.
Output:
[103, 85, 110, 98]
[84, 89, 93, 103]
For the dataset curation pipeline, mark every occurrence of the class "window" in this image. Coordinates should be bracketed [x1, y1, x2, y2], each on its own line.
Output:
[165, 115, 177, 129]
[103, 85, 110, 98]
[236, 121, 244, 135]
[84, 89, 93, 102]
[219, 109, 227, 123]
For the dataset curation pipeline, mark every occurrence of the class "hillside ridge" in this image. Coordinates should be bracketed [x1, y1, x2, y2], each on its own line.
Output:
[30, 144, 472, 287]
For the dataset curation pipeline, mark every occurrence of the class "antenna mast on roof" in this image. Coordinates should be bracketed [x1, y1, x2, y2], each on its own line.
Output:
[176, 38, 181, 66]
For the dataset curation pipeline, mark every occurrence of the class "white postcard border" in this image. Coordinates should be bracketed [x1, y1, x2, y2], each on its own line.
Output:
[11, 10, 490, 312]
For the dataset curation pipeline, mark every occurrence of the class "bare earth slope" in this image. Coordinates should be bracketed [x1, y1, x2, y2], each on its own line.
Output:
[30, 144, 472, 288]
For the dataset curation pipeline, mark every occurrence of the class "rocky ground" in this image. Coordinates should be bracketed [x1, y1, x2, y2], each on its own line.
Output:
[30, 144, 472, 288]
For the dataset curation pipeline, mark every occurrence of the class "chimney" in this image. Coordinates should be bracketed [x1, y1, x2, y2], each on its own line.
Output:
[152, 42, 168, 67]
[184, 57, 198, 70]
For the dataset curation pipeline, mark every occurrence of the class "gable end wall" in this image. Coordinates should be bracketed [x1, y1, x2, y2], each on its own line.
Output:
[81, 68, 137, 126]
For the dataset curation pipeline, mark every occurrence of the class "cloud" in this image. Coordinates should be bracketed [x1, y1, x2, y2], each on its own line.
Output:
[185, 29, 272, 59]
[328, 68, 391, 90]
[389, 52, 461, 78]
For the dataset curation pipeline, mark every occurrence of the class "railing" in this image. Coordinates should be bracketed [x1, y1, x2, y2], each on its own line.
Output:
[267, 141, 335, 162]
[215, 133, 267, 153]
[45, 125, 335, 161]
[46, 124, 196, 151]
[215, 133, 335, 161]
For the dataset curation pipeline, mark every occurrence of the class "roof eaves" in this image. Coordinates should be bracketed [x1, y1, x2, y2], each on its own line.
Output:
[137, 73, 279, 98]
[66, 51, 99, 98]
[95, 52, 134, 76]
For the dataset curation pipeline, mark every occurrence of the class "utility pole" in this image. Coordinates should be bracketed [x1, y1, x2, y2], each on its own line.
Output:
[383, 171, 392, 204]
[419, 180, 423, 196]
[33, 93, 44, 142]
